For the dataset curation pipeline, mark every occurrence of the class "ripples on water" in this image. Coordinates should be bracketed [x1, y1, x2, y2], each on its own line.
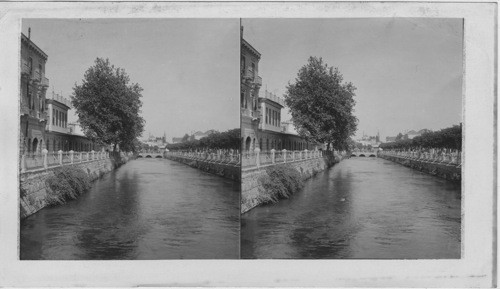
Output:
[241, 157, 461, 259]
[20, 158, 240, 260]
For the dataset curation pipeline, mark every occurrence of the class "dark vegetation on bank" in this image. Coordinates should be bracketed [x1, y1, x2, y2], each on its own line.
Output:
[380, 124, 462, 150]
[44, 153, 130, 206]
[255, 152, 343, 205]
[257, 165, 304, 204]
[166, 128, 240, 151]
[45, 166, 92, 205]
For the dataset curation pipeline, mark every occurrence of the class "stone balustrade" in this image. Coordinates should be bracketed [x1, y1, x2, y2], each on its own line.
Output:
[164, 150, 240, 166]
[379, 149, 461, 167]
[242, 148, 325, 169]
[20, 150, 111, 173]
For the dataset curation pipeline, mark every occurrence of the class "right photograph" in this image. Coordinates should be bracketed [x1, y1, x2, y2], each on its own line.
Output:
[240, 18, 462, 259]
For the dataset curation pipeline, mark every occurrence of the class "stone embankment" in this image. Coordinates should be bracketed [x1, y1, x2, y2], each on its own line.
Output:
[164, 152, 240, 181]
[378, 152, 461, 182]
[20, 152, 135, 219]
[241, 151, 345, 214]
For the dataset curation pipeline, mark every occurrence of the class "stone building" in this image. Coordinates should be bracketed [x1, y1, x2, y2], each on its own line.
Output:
[20, 31, 98, 155]
[44, 92, 96, 152]
[240, 29, 314, 152]
[20, 32, 50, 155]
[241, 32, 262, 152]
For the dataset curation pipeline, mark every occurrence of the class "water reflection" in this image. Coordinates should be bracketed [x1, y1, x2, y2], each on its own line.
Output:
[21, 158, 240, 260]
[241, 157, 461, 259]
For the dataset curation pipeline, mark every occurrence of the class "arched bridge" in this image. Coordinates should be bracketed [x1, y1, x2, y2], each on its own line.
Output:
[350, 151, 377, 158]
[137, 152, 164, 158]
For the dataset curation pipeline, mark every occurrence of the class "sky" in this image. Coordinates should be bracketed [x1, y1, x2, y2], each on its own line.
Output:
[242, 18, 463, 140]
[22, 19, 239, 143]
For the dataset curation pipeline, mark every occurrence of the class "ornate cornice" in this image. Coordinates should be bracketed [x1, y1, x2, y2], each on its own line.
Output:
[241, 39, 261, 59]
[21, 33, 48, 61]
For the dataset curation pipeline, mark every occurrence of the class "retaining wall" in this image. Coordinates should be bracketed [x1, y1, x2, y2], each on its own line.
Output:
[20, 154, 134, 219]
[164, 154, 240, 181]
[378, 154, 461, 182]
[242, 155, 342, 214]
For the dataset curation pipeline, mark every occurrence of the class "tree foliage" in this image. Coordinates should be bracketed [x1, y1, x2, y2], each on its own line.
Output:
[285, 57, 358, 150]
[167, 128, 240, 151]
[72, 58, 145, 152]
[380, 124, 462, 150]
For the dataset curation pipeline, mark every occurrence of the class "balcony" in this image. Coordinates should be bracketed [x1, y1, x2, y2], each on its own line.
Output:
[21, 63, 32, 77]
[40, 111, 49, 122]
[41, 76, 49, 87]
[242, 68, 261, 87]
[254, 75, 262, 87]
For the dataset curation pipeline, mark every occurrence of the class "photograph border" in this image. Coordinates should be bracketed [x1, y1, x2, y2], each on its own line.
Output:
[0, 1, 496, 287]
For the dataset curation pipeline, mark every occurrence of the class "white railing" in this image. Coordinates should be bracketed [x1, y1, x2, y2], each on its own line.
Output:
[378, 149, 462, 167]
[242, 148, 326, 169]
[165, 150, 240, 166]
[20, 149, 111, 173]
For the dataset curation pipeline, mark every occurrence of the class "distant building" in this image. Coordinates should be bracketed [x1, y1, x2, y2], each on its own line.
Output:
[171, 137, 183, 144]
[386, 136, 397, 142]
[192, 130, 217, 140]
[281, 120, 297, 135]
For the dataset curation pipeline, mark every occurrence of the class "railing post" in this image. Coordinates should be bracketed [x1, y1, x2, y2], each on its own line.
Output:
[271, 149, 276, 164]
[69, 150, 74, 164]
[254, 147, 261, 167]
[42, 149, 48, 169]
[304, 149, 308, 159]
[79, 152, 83, 162]
[282, 149, 287, 163]
[86, 151, 90, 161]
[58, 150, 63, 165]
[91, 150, 95, 160]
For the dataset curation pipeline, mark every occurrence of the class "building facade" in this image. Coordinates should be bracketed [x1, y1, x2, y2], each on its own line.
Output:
[20, 32, 99, 156]
[20, 32, 50, 155]
[240, 30, 314, 152]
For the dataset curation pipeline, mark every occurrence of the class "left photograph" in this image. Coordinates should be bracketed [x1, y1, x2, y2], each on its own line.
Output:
[19, 19, 241, 260]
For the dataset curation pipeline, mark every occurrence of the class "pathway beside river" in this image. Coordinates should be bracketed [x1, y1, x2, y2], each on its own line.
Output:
[241, 157, 461, 259]
[21, 158, 240, 260]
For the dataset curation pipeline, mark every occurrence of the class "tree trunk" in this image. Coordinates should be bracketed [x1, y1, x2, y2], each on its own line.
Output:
[113, 143, 117, 152]
[326, 142, 331, 151]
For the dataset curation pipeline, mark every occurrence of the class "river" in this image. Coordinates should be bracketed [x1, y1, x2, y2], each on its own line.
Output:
[20, 158, 240, 259]
[241, 157, 461, 259]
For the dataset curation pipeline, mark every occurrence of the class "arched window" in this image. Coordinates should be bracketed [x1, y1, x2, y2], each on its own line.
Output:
[32, 138, 38, 154]
[245, 137, 251, 151]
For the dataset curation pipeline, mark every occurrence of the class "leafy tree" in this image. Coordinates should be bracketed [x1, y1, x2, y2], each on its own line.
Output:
[285, 57, 358, 151]
[395, 132, 404, 141]
[72, 58, 145, 152]
[167, 128, 240, 151]
[380, 124, 462, 150]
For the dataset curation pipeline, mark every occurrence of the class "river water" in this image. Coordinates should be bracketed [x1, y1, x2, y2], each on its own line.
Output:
[241, 157, 461, 259]
[21, 158, 240, 259]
